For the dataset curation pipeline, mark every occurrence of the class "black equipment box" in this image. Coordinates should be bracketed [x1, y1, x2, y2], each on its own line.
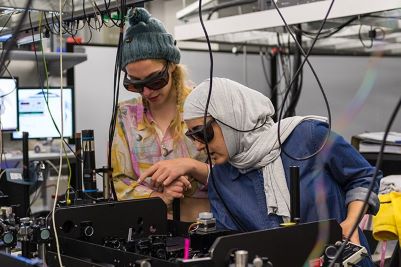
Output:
[53, 198, 168, 244]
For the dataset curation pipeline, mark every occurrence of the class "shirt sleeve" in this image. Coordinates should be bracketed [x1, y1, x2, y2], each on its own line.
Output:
[113, 177, 154, 200]
[313, 122, 382, 215]
[111, 106, 154, 199]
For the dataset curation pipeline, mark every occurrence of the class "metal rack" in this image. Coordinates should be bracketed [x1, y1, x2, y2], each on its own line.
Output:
[0, 0, 150, 35]
[174, 0, 401, 55]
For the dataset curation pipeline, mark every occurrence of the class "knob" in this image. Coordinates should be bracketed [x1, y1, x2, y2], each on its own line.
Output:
[325, 245, 338, 260]
[40, 228, 51, 241]
[2, 231, 15, 246]
[84, 225, 94, 237]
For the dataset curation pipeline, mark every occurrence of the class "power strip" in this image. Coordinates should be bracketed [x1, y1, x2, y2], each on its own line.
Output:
[341, 241, 367, 266]
[322, 241, 367, 266]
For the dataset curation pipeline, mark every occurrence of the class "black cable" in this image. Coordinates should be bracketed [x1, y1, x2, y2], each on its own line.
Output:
[107, 0, 127, 201]
[0, 0, 33, 74]
[198, 0, 247, 232]
[260, 49, 272, 89]
[91, 0, 105, 29]
[291, 16, 360, 39]
[67, 20, 80, 38]
[284, 33, 293, 84]
[0, 60, 11, 77]
[82, 0, 92, 30]
[272, 35, 291, 115]
[328, 95, 401, 266]
[206, 0, 257, 20]
[283, 50, 300, 115]
[27, 12, 79, 205]
[284, 68, 303, 118]
[55, 13, 76, 36]
[280, 36, 294, 114]
[50, 13, 60, 34]
[260, 48, 286, 98]
[284, 26, 303, 118]
[276, 34, 291, 89]
[107, 31, 122, 201]
[358, 24, 373, 49]
[272, 0, 333, 161]
[276, 34, 293, 118]
[103, 0, 120, 27]
[28, 12, 82, 163]
[83, 1, 100, 30]
[53, 14, 75, 36]
[261, 48, 288, 99]
[43, 13, 57, 35]
[87, 23, 94, 43]
[52, 4, 87, 37]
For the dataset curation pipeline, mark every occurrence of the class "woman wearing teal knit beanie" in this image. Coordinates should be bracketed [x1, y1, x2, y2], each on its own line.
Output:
[111, 7, 210, 222]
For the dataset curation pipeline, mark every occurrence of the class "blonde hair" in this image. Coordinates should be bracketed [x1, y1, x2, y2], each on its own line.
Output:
[141, 61, 190, 143]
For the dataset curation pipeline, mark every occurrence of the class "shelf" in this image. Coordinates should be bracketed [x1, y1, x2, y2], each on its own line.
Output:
[0, 0, 150, 36]
[3, 50, 87, 76]
[360, 152, 401, 162]
[174, 0, 401, 55]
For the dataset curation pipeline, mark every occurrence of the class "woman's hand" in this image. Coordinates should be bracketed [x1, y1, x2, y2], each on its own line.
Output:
[340, 218, 360, 244]
[164, 179, 186, 200]
[138, 158, 193, 188]
[150, 179, 186, 205]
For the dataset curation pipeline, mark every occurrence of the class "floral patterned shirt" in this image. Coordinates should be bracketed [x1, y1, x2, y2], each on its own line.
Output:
[111, 96, 207, 200]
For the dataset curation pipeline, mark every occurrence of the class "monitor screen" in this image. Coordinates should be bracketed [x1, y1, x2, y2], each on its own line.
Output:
[13, 88, 74, 139]
[0, 77, 18, 131]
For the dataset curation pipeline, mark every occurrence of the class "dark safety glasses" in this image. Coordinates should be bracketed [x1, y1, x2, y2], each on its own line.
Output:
[185, 118, 215, 144]
[123, 63, 169, 93]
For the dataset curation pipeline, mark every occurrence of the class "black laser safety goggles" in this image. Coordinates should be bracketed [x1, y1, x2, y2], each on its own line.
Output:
[185, 118, 215, 144]
[123, 63, 169, 93]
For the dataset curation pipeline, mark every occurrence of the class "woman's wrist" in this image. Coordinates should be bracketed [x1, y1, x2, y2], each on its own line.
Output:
[185, 158, 209, 184]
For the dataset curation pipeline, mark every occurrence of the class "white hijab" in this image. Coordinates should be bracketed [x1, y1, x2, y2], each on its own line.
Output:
[184, 78, 327, 220]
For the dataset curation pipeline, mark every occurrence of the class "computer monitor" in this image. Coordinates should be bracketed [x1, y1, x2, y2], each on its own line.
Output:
[0, 77, 18, 131]
[12, 87, 74, 139]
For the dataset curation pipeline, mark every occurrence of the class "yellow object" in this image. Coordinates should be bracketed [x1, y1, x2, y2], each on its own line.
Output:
[373, 192, 401, 244]
[280, 222, 298, 227]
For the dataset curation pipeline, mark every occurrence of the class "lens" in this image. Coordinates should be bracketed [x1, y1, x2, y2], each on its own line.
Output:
[146, 77, 168, 90]
[124, 82, 142, 93]
[185, 119, 214, 144]
[123, 73, 143, 93]
[194, 129, 213, 143]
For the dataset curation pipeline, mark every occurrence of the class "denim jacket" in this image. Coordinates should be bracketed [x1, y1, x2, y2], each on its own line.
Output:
[209, 120, 381, 266]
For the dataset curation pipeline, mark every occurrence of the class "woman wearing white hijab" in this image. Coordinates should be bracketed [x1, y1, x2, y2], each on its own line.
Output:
[140, 78, 379, 266]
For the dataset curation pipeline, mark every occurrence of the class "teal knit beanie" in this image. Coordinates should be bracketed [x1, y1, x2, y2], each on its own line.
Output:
[122, 8, 180, 69]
